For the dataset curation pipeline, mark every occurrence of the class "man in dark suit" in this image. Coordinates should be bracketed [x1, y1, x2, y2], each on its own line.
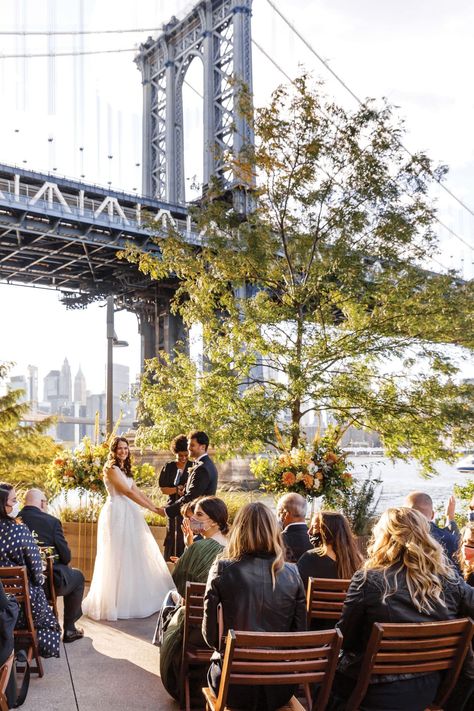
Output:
[405, 491, 460, 566]
[276, 492, 312, 563]
[156, 430, 218, 523]
[19, 489, 85, 643]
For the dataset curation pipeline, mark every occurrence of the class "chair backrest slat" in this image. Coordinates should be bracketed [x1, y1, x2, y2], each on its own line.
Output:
[214, 628, 343, 711]
[306, 577, 351, 625]
[345, 618, 474, 711]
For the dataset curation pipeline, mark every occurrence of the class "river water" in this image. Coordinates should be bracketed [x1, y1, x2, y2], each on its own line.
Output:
[348, 456, 472, 514]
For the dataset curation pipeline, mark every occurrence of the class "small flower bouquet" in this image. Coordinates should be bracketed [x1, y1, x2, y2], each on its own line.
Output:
[250, 427, 353, 502]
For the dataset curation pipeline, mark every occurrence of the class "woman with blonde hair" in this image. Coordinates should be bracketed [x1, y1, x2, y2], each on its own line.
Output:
[202, 501, 306, 711]
[330, 507, 474, 711]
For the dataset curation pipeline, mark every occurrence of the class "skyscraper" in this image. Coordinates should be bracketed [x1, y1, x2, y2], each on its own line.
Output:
[27, 364, 38, 409]
[59, 358, 72, 404]
[74, 366, 87, 405]
[44, 370, 61, 403]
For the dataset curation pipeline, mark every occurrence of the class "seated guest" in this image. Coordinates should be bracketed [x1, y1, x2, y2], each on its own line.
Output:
[159, 496, 229, 705]
[405, 491, 460, 565]
[297, 511, 363, 606]
[19, 488, 85, 643]
[276, 492, 312, 562]
[332, 507, 474, 711]
[0, 483, 60, 658]
[203, 502, 307, 711]
[159, 434, 192, 561]
[459, 525, 474, 587]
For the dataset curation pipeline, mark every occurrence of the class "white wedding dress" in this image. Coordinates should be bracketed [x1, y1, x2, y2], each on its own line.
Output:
[82, 465, 174, 621]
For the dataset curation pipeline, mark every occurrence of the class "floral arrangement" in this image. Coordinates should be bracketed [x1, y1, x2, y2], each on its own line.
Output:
[250, 427, 353, 502]
[47, 417, 156, 499]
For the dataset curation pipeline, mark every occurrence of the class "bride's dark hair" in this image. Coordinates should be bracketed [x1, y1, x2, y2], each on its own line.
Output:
[107, 436, 132, 477]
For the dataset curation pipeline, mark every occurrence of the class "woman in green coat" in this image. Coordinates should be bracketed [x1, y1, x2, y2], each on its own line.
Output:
[159, 496, 229, 704]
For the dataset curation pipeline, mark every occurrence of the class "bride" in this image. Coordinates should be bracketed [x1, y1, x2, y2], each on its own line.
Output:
[83, 436, 174, 621]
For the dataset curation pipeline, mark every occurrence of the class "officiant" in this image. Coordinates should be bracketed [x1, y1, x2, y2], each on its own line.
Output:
[158, 434, 193, 560]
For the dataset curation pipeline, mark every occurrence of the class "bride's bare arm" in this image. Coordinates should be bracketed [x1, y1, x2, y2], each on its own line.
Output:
[105, 467, 158, 513]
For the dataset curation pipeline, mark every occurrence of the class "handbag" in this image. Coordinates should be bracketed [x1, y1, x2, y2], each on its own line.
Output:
[5, 650, 30, 709]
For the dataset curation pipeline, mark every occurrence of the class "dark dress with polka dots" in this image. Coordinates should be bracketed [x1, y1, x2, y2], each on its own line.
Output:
[0, 519, 60, 658]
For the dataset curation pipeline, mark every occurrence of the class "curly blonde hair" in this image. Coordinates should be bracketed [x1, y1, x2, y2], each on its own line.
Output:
[364, 507, 455, 613]
[224, 502, 285, 587]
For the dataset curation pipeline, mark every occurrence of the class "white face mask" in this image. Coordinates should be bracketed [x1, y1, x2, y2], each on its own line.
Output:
[8, 502, 20, 519]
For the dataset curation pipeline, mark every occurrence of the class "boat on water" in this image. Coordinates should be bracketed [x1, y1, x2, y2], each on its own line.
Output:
[456, 455, 474, 472]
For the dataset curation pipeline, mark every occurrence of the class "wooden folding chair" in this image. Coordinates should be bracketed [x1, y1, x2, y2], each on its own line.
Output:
[345, 617, 474, 711]
[0, 652, 14, 711]
[0, 567, 43, 677]
[306, 577, 351, 627]
[202, 627, 343, 711]
[39, 551, 58, 620]
[181, 581, 213, 711]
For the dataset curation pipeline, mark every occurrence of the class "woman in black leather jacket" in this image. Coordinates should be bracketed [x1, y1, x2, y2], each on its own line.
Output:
[202, 501, 307, 711]
[331, 507, 474, 711]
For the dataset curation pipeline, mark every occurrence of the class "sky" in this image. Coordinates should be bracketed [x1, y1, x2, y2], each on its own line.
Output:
[1, 0, 474, 395]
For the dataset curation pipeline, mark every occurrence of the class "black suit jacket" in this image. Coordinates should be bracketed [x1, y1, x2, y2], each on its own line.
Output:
[165, 454, 218, 518]
[282, 522, 312, 563]
[19, 506, 72, 586]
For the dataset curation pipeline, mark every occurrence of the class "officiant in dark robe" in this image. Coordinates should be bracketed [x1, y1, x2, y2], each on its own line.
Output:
[159, 435, 192, 560]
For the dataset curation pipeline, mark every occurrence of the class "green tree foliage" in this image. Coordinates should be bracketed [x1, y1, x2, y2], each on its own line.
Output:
[124, 75, 474, 471]
[0, 364, 59, 492]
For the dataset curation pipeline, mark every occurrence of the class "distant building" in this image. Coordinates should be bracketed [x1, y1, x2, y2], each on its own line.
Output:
[59, 358, 72, 404]
[8, 374, 28, 403]
[74, 366, 87, 405]
[112, 363, 130, 422]
[27, 365, 38, 409]
[44, 370, 60, 402]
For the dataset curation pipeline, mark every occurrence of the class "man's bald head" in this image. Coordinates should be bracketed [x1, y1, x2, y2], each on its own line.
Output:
[405, 491, 434, 520]
[24, 488, 46, 510]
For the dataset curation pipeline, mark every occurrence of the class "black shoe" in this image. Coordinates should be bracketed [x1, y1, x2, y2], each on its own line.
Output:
[63, 627, 84, 643]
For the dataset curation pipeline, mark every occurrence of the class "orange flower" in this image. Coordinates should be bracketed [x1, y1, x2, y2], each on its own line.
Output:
[316, 471, 324, 480]
[324, 452, 339, 463]
[282, 471, 296, 486]
[302, 474, 314, 489]
[65, 469, 74, 478]
[54, 458, 64, 466]
[342, 472, 352, 482]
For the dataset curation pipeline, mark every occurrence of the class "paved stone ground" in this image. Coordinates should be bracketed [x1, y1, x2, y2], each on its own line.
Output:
[21, 600, 179, 711]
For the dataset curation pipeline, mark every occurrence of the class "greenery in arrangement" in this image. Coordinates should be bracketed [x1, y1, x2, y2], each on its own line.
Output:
[251, 426, 352, 501]
[452, 478, 474, 528]
[0, 363, 59, 493]
[123, 73, 474, 474]
[323, 471, 383, 535]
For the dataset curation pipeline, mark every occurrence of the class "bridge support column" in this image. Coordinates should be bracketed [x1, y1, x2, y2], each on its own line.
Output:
[137, 300, 188, 368]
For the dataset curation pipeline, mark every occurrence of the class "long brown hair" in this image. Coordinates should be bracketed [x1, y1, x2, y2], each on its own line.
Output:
[312, 511, 363, 578]
[107, 436, 132, 477]
[224, 502, 285, 586]
[364, 507, 455, 613]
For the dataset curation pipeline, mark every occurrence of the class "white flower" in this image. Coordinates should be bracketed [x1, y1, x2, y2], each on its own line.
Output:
[313, 479, 320, 490]
[295, 472, 304, 482]
[93, 458, 101, 467]
[308, 462, 316, 474]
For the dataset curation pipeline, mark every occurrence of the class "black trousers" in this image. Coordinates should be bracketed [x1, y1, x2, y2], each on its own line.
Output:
[54, 565, 85, 630]
[163, 514, 185, 561]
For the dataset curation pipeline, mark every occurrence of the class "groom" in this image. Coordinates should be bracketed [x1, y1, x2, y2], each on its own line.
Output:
[156, 430, 218, 522]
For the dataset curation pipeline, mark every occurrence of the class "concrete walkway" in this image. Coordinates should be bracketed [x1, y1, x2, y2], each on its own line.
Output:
[22, 603, 179, 711]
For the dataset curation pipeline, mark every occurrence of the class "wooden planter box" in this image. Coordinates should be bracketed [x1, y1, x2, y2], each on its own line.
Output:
[62, 522, 167, 582]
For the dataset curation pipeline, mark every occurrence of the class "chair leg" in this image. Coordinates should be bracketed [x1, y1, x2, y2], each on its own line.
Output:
[184, 676, 190, 711]
[303, 683, 312, 710]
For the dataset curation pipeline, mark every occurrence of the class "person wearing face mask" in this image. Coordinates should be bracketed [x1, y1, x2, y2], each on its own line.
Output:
[158, 497, 229, 706]
[0, 483, 60, 658]
[159, 435, 193, 561]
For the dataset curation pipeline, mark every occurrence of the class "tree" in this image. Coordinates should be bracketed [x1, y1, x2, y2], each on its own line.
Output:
[125, 74, 474, 472]
[0, 364, 59, 492]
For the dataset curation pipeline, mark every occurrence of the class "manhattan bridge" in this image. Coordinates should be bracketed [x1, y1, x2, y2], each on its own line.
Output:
[0, 0, 471, 370]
